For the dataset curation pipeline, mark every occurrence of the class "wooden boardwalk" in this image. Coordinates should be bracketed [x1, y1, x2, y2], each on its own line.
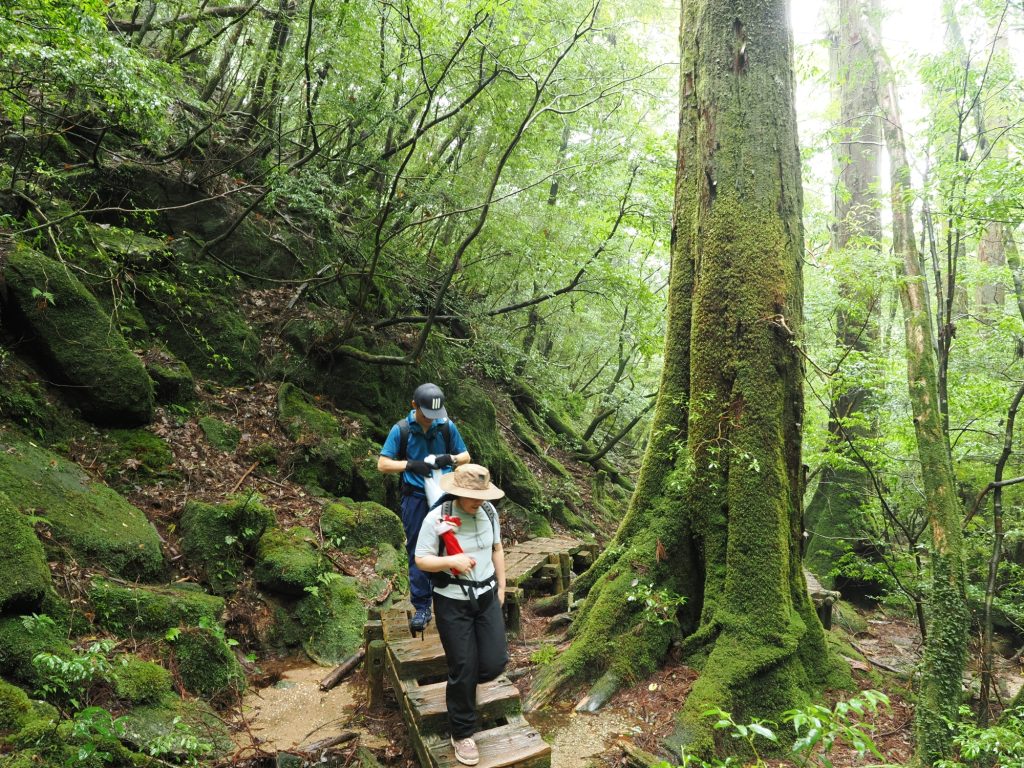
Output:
[362, 537, 593, 767]
[365, 607, 550, 768]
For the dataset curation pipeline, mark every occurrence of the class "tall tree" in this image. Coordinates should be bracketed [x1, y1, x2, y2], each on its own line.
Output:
[526, 0, 843, 755]
[803, 0, 883, 584]
[866, 22, 969, 764]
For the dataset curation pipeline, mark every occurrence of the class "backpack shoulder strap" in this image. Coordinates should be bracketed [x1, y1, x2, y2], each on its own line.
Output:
[396, 419, 411, 461]
[482, 501, 499, 542]
[441, 420, 453, 454]
[438, 500, 454, 556]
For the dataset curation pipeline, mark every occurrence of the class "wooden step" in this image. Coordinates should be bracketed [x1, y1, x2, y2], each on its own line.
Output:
[408, 676, 522, 733]
[426, 721, 550, 768]
[388, 634, 448, 679]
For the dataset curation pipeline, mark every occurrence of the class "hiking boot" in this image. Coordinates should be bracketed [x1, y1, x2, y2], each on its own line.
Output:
[451, 736, 479, 766]
[410, 607, 432, 633]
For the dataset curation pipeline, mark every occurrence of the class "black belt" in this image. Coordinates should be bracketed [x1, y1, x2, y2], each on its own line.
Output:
[402, 484, 426, 497]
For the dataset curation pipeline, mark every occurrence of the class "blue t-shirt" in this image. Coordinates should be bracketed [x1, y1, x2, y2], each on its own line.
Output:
[380, 411, 468, 489]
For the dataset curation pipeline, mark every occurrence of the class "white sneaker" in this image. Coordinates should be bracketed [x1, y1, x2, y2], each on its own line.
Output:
[451, 735, 479, 766]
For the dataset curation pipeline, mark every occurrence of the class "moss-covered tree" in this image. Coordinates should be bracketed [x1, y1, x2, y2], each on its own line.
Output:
[526, 0, 844, 755]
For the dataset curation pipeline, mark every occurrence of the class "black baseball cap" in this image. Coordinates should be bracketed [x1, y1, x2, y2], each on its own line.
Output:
[413, 383, 448, 420]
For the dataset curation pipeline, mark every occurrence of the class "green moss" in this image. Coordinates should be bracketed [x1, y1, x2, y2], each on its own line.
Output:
[0, 615, 71, 688]
[277, 383, 339, 440]
[0, 364, 75, 445]
[111, 655, 172, 704]
[320, 500, 403, 552]
[294, 576, 366, 664]
[0, 432, 164, 580]
[179, 495, 275, 595]
[254, 527, 328, 596]
[447, 381, 542, 509]
[0, 679, 34, 734]
[0, 493, 51, 614]
[374, 542, 408, 593]
[276, 384, 387, 501]
[246, 440, 278, 466]
[169, 627, 245, 702]
[121, 694, 233, 758]
[142, 346, 195, 405]
[88, 579, 225, 636]
[198, 417, 241, 452]
[4, 246, 155, 426]
[97, 428, 175, 485]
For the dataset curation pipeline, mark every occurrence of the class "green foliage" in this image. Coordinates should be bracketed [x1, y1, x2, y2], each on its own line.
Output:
[179, 494, 275, 594]
[936, 706, 1024, 768]
[529, 644, 559, 667]
[626, 581, 687, 628]
[655, 691, 892, 768]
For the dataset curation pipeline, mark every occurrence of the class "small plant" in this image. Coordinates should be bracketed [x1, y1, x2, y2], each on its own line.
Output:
[530, 644, 559, 666]
[69, 706, 128, 765]
[626, 580, 687, 627]
[144, 716, 215, 766]
[936, 705, 1024, 768]
[654, 690, 894, 768]
[33, 641, 115, 711]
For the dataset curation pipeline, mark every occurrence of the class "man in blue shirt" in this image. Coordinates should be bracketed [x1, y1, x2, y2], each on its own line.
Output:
[378, 383, 470, 632]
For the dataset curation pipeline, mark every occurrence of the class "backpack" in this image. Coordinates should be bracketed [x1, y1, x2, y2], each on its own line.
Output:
[395, 418, 454, 461]
[430, 499, 499, 590]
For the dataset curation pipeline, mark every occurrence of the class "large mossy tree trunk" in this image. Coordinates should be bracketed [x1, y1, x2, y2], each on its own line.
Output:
[803, 0, 882, 585]
[868, 29, 968, 766]
[527, 0, 842, 756]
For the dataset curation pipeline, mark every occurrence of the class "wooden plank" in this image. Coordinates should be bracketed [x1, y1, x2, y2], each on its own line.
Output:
[428, 720, 550, 768]
[381, 608, 413, 641]
[408, 677, 522, 733]
[388, 635, 448, 679]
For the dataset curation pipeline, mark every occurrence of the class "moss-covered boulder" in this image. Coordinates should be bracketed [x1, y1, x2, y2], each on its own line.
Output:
[179, 495, 275, 594]
[3, 246, 155, 425]
[0, 492, 51, 614]
[294, 576, 366, 664]
[320, 500, 403, 552]
[0, 432, 164, 580]
[374, 542, 408, 594]
[121, 694, 234, 759]
[276, 383, 385, 502]
[0, 679, 34, 734]
[169, 627, 245, 702]
[198, 416, 241, 452]
[111, 655, 173, 704]
[142, 346, 195, 405]
[88, 579, 225, 636]
[254, 527, 328, 597]
[0, 615, 71, 688]
[448, 381, 542, 508]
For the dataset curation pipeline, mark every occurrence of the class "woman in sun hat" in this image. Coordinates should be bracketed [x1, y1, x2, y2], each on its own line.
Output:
[414, 463, 508, 766]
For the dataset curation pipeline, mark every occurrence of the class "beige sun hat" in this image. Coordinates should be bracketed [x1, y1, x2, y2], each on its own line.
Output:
[439, 464, 505, 501]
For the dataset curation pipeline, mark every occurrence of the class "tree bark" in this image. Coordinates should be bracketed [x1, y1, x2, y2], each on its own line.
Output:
[527, 0, 840, 756]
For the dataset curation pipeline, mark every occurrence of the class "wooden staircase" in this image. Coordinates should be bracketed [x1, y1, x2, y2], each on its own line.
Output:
[365, 606, 551, 768]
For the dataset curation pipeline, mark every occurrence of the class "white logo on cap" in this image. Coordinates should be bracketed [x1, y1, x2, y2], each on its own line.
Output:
[431, 397, 441, 409]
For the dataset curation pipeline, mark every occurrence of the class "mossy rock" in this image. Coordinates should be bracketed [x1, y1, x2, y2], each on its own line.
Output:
[320, 500, 403, 552]
[169, 627, 245, 702]
[142, 346, 195, 405]
[294, 576, 367, 665]
[120, 693, 234, 759]
[374, 542, 408, 594]
[254, 527, 328, 597]
[133, 253, 260, 386]
[0, 360, 76, 444]
[447, 381, 542, 509]
[96, 428, 175, 484]
[277, 383, 339, 441]
[179, 495, 275, 595]
[0, 432, 164, 580]
[88, 579, 225, 636]
[3, 245, 155, 425]
[0, 615, 71, 688]
[0, 492, 51, 614]
[0, 678, 34, 734]
[111, 655, 173, 704]
[198, 416, 241, 452]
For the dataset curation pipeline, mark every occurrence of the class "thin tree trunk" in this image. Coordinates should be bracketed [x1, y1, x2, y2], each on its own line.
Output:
[866, 23, 968, 764]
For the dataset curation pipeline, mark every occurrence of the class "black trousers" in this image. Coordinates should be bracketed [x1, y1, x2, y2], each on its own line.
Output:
[433, 589, 508, 739]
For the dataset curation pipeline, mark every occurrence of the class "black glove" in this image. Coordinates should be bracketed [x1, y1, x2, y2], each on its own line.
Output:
[405, 459, 432, 477]
[433, 453, 454, 469]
